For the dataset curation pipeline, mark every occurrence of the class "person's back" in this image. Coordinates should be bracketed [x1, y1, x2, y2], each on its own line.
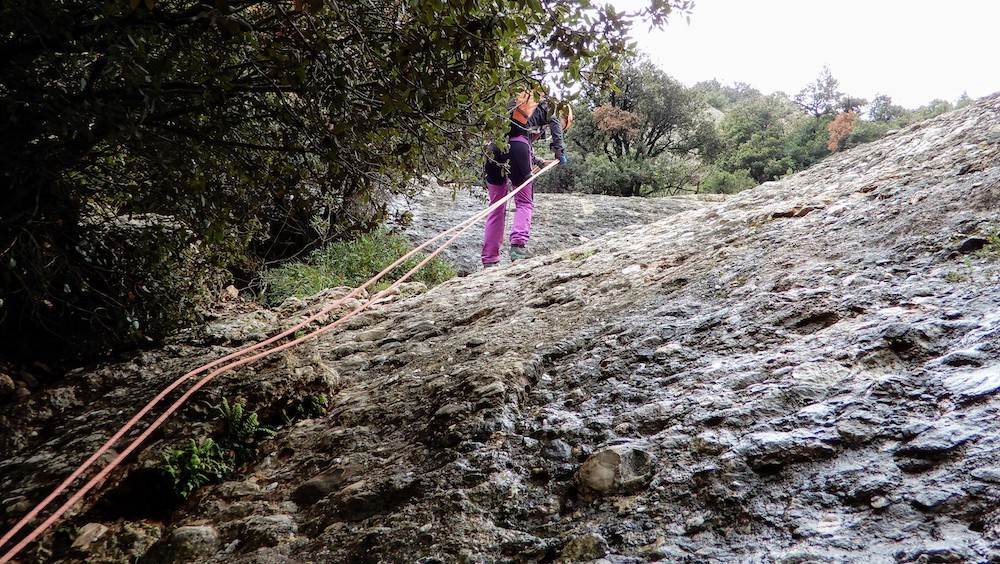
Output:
[507, 92, 565, 157]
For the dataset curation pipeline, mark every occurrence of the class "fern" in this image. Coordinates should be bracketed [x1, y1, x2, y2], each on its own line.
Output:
[217, 397, 276, 466]
[303, 394, 329, 418]
[281, 394, 330, 424]
[162, 438, 231, 498]
[157, 398, 277, 498]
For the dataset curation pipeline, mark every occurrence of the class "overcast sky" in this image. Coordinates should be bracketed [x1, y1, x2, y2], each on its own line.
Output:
[611, 0, 1000, 109]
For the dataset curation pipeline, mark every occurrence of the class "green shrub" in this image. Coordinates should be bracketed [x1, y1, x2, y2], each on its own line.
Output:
[533, 161, 578, 193]
[572, 153, 700, 197]
[699, 167, 758, 194]
[844, 119, 895, 149]
[986, 227, 1000, 256]
[263, 227, 456, 305]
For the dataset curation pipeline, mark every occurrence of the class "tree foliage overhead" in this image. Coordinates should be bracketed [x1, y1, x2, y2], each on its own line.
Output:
[0, 0, 692, 360]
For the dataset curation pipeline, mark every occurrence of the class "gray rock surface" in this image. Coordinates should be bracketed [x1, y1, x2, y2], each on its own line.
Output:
[579, 443, 655, 495]
[389, 182, 721, 275]
[2, 93, 1000, 563]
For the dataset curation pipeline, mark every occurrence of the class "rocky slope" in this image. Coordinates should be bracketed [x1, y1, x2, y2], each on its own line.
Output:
[388, 183, 723, 276]
[2, 94, 1000, 563]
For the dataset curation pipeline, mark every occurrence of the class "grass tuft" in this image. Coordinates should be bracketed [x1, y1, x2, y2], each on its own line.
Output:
[263, 228, 456, 305]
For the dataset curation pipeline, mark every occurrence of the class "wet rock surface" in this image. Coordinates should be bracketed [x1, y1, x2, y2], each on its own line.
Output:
[389, 183, 721, 275]
[2, 94, 1000, 562]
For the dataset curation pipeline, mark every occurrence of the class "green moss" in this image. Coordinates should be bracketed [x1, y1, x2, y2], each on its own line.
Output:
[562, 248, 597, 261]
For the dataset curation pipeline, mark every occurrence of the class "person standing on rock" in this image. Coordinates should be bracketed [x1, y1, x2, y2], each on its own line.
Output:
[481, 89, 570, 267]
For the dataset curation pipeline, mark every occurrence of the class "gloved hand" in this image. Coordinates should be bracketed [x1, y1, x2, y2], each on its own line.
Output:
[554, 148, 567, 165]
[560, 153, 568, 165]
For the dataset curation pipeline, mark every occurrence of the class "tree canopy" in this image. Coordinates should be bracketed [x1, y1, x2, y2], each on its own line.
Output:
[0, 0, 691, 360]
[793, 65, 844, 117]
[545, 59, 719, 197]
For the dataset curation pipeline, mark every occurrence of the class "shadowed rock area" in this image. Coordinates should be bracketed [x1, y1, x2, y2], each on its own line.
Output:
[1, 94, 1000, 563]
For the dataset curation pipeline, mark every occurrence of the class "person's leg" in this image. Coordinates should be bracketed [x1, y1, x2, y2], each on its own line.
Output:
[482, 145, 509, 265]
[481, 182, 508, 264]
[507, 140, 534, 247]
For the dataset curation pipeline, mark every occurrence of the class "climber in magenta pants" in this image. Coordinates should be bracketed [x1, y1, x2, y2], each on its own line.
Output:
[481, 94, 567, 267]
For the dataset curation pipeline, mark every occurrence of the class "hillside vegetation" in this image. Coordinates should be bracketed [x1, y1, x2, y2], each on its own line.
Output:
[537, 62, 972, 196]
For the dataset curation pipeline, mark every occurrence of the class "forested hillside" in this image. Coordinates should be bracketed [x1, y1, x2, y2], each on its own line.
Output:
[538, 63, 973, 197]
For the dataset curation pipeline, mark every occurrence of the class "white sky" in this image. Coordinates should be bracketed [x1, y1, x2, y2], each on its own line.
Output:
[612, 0, 1000, 109]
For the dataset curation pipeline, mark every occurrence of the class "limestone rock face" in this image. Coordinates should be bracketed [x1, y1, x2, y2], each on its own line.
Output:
[2, 94, 1000, 563]
[389, 183, 721, 275]
[578, 443, 654, 494]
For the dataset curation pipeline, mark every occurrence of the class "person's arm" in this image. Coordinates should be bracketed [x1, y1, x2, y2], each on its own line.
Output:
[548, 109, 566, 164]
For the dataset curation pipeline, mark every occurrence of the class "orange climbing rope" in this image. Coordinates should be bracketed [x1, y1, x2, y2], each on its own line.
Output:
[0, 160, 560, 563]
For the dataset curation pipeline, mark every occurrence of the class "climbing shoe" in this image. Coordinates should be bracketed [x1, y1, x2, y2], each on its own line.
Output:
[483, 261, 500, 268]
[510, 244, 529, 261]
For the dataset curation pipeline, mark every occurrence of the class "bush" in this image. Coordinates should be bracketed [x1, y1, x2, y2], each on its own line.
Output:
[844, 119, 895, 150]
[263, 228, 456, 305]
[571, 153, 700, 197]
[699, 168, 758, 194]
[576, 154, 634, 195]
[533, 161, 578, 193]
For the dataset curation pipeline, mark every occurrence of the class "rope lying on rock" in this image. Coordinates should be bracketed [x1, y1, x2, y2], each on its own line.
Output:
[0, 160, 560, 563]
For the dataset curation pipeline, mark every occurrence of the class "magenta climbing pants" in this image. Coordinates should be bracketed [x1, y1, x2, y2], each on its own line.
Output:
[481, 136, 534, 264]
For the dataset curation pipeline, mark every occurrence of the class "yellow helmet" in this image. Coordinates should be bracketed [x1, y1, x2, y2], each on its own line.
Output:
[559, 103, 573, 132]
